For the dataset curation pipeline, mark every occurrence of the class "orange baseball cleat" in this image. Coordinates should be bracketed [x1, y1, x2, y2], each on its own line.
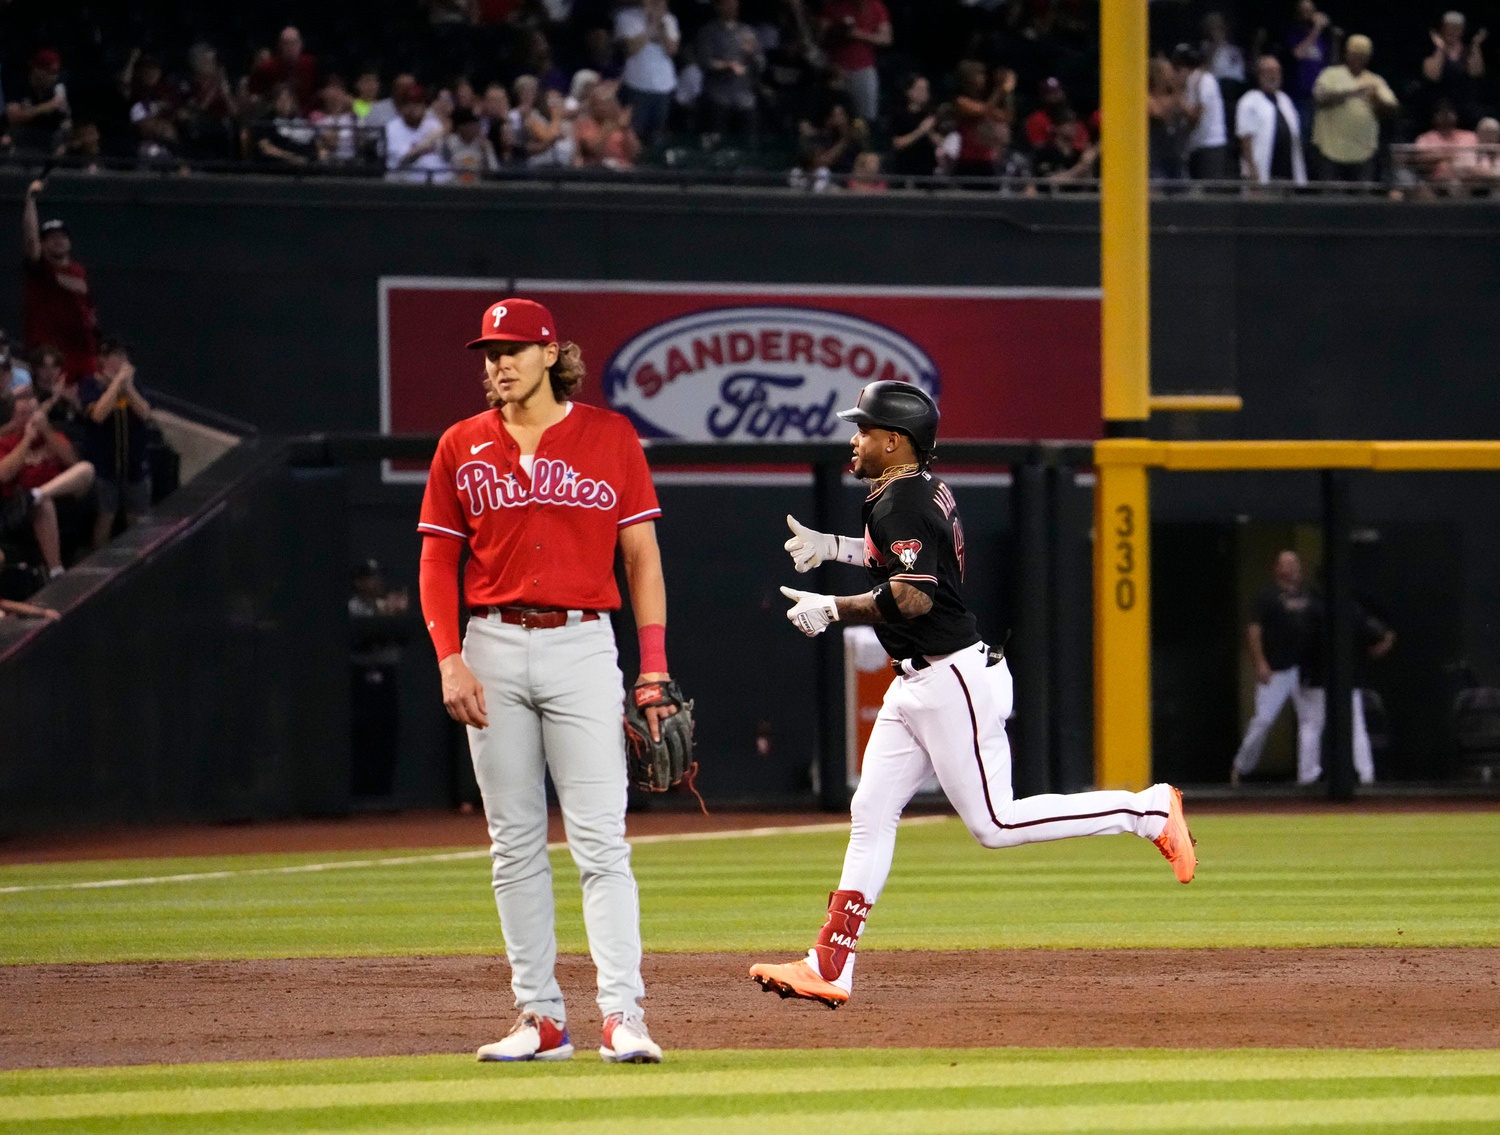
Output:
[1152, 785, 1197, 883]
[749, 960, 849, 1009]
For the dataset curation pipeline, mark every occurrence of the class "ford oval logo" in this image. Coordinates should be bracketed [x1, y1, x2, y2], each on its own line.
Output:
[602, 305, 940, 441]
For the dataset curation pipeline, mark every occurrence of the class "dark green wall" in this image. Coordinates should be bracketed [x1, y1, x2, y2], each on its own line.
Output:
[10, 173, 1499, 439]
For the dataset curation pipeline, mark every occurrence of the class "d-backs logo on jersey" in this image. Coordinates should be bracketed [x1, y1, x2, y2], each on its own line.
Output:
[455, 458, 618, 517]
[890, 539, 923, 571]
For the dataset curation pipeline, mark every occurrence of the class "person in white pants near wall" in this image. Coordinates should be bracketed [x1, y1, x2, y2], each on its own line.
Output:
[1231, 550, 1322, 785]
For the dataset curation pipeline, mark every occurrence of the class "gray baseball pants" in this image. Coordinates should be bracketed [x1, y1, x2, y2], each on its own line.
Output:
[463, 613, 645, 1025]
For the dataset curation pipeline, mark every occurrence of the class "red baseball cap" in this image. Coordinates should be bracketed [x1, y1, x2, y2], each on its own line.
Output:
[466, 298, 557, 349]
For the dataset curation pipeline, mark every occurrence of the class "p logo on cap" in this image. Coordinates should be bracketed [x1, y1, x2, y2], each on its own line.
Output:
[467, 298, 557, 348]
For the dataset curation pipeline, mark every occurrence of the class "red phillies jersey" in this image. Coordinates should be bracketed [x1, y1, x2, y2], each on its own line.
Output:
[0, 431, 67, 495]
[417, 402, 661, 610]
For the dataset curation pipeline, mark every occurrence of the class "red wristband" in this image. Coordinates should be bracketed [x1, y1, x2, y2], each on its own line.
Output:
[638, 623, 668, 674]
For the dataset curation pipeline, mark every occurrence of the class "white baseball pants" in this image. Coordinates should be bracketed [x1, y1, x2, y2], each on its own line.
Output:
[463, 615, 646, 1025]
[1296, 687, 1376, 785]
[836, 642, 1173, 905]
[1231, 666, 1324, 784]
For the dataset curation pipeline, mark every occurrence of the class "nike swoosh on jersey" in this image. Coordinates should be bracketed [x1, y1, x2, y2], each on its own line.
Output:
[470, 441, 495, 454]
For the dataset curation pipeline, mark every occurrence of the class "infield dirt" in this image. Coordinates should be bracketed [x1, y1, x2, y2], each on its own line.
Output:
[5, 947, 1499, 1069]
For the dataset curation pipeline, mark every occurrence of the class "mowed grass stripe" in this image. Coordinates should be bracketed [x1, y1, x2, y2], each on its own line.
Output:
[4, 1096, 1499, 1135]
[4, 1051, 1499, 1120]
[5, 1048, 1496, 1095]
[4, 814, 1500, 962]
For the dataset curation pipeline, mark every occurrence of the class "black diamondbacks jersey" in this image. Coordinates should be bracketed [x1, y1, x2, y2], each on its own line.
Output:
[862, 469, 981, 659]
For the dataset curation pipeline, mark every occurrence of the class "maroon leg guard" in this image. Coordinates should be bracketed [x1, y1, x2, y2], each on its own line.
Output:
[811, 889, 871, 981]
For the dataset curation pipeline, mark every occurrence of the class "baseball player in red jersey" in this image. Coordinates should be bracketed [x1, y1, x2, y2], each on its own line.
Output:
[418, 298, 675, 1063]
[750, 381, 1196, 1009]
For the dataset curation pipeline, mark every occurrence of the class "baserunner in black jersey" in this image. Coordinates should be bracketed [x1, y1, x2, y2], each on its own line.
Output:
[750, 380, 1197, 1009]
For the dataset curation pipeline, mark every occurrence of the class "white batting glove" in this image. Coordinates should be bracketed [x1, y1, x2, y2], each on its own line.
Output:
[784, 515, 864, 572]
[784, 515, 839, 573]
[780, 585, 839, 637]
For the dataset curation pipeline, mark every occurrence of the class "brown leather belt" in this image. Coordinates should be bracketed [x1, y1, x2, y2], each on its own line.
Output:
[471, 606, 600, 629]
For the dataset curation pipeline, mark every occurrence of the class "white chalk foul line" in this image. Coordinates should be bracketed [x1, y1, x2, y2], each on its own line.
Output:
[0, 817, 949, 896]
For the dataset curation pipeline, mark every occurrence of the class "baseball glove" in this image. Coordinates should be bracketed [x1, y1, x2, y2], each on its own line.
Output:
[624, 680, 706, 813]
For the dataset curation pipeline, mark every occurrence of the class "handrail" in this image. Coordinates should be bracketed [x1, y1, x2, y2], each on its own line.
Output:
[291, 434, 1098, 467]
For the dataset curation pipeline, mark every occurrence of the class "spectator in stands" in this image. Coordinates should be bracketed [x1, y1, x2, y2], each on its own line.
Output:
[385, 84, 453, 183]
[888, 73, 940, 179]
[61, 122, 104, 173]
[697, 0, 763, 145]
[7, 49, 71, 156]
[0, 385, 96, 578]
[1464, 116, 1500, 190]
[567, 70, 603, 118]
[177, 43, 238, 160]
[1, 333, 34, 396]
[1236, 55, 1306, 185]
[1032, 111, 1099, 187]
[75, 339, 152, 548]
[1174, 44, 1229, 180]
[1423, 11, 1487, 123]
[352, 68, 381, 120]
[0, 354, 24, 400]
[1413, 99, 1479, 190]
[248, 26, 320, 113]
[363, 73, 416, 130]
[1311, 35, 1396, 183]
[1202, 11, 1246, 85]
[1283, 1, 1339, 131]
[798, 98, 866, 177]
[29, 346, 84, 450]
[22, 180, 99, 381]
[819, 0, 891, 125]
[250, 84, 324, 167]
[518, 82, 574, 167]
[953, 61, 1016, 179]
[1024, 77, 1085, 152]
[312, 76, 360, 164]
[126, 52, 180, 161]
[847, 149, 886, 192]
[761, 0, 822, 134]
[1148, 56, 1188, 180]
[450, 76, 480, 117]
[616, 0, 681, 146]
[788, 140, 832, 191]
[573, 84, 642, 169]
[480, 82, 516, 163]
[443, 107, 500, 181]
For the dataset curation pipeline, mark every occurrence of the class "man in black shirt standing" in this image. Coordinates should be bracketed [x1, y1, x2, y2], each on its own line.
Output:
[1297, 597, 1394, 786]
[749, 381, 1196, 1010]
[1230, 550, 1321, 786]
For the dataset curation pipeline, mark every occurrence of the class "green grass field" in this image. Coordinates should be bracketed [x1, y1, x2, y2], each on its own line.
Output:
[4, 812, 1499, 1133]
[3, 1049, 1498, 1133]
[2, 814, 1498, 964]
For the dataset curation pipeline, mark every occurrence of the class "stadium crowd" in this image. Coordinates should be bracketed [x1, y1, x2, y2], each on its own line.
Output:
[4, 2, 1500, 192]
[0, 179, 165, 607]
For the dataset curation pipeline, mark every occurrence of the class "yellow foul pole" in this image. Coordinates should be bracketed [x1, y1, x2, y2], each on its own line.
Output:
[1095, 0, 1152, 789]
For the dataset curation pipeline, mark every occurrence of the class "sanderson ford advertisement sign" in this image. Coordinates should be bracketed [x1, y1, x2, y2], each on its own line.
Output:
[380, 279, 1100, 480]
[602, 306, 939, 440]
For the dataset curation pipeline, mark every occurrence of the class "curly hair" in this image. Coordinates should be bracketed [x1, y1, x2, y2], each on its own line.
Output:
[549, 341, 585, 401]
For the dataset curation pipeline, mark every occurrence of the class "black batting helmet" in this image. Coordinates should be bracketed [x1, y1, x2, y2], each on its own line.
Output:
[836, 380, 940, 454]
